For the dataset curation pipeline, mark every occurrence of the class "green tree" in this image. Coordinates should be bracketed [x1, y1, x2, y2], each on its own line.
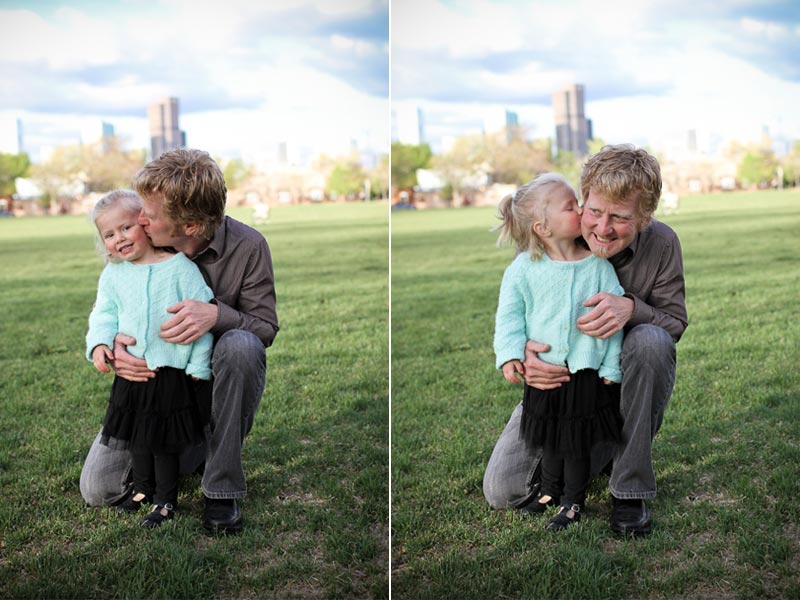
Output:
[0, 152, 30, 195]
[554, 150, 582, 193]
[29, 139, 146, 206]
[81, 138, 146, 192]
[780, 141, 800, 187]
[29, 145, 84, 210]
[327, 161, 366, 198]
[221, 157, 253, 191]
[391, 142, 431, 189]
[431, 134, 489, 194]
[489, 133, 552, 184]
[739, 148, 778, 187]
[369, 154, 390, 199]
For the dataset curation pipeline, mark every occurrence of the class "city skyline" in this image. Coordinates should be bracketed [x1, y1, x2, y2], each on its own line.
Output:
[0, 0, 389, 164]
[392, 0, 800, 157]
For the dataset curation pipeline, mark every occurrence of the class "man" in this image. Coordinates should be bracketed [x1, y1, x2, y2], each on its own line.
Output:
[80, 148, 279, 534]
[483, 144, 687, 535]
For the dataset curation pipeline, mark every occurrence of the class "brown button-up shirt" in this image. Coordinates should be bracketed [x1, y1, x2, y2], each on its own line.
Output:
[192, 216, 278, 347]
[609, 219, 688, 342]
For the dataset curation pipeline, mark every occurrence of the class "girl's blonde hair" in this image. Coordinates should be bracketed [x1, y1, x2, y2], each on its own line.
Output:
[495, 173, 575, 259]
[91, 189, 143, 262]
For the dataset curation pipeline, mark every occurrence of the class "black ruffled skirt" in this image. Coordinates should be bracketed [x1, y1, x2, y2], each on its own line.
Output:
[520, 368, 622, 459]
[100, 367, 211, 455]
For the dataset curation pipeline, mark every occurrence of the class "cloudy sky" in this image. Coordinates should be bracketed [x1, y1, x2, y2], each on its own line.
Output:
[392, 0, 800, 157]
[0, 0, 389, 164]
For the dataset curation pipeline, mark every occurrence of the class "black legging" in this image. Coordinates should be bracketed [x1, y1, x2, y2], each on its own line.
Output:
[131, 451, 180, 507]
[540, 451, 591, 507]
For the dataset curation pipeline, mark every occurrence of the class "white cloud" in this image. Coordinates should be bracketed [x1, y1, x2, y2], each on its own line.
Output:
[0, 1, 388, 163]
[392, 0, 800, 153]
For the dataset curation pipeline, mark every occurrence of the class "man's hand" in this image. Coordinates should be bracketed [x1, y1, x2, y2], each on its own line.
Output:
[160, 300, 218, 345]
[111, 334, 156, 382]
[91, 344, 114, 373]
[577, 292, 634, 339]
[523, 340, 570, 390]
[501, 360, 525, 384]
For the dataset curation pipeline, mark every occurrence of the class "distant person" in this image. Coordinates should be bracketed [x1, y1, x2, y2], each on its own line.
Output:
[484, 144, 688, 536]
[493, 173, 624, 531]
[80, 149, 279, 535]
[86, 189, 213, 528]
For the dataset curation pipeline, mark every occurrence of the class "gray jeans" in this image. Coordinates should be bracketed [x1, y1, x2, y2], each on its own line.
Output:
[80, 330, 267, 506]
[483, 324, 676, 508]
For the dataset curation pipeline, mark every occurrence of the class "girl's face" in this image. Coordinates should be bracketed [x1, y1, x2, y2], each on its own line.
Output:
[96, 205, 152, 263]
[542, 185, 582, 241]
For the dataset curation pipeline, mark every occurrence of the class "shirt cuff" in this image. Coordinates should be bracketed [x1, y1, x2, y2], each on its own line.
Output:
[210, 298, 237, 336]
[624, 292, 652, 328]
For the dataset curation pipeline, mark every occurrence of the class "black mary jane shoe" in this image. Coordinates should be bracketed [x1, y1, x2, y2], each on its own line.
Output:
[519, 494, 559, 518]
[115, 491, 151, 514]
[139, 503, 175, 529]
[545, 503, 582, 531]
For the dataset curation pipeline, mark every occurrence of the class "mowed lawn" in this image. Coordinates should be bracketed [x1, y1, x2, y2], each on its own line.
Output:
[391, 191, 800, 599]
[0, 202, 389, 599]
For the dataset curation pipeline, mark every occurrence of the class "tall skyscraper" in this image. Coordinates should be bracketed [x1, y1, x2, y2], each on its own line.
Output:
[392, 105, 425, 145]
[148, 97, 185, 159]
[101, 121, 115, 154]
[505, 110, 519, 143]
[552, 84, 592, 157]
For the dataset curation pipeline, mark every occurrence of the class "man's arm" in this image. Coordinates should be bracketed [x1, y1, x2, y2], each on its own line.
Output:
[210, 238, 278, 347]
[522, 340, 571, 389]
[576, 292, 633, 339]
[579, 225, 688, 342]
[623, 249, 687, 343]
[109, 334, 156, 382]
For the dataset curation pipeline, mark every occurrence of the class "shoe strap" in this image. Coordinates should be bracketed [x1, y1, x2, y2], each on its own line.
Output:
[151, 503, 174, 516]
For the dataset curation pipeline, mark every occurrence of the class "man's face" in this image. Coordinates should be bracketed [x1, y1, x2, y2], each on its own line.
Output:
[580, 189, 648, 259]
[138, 195, 180, 248]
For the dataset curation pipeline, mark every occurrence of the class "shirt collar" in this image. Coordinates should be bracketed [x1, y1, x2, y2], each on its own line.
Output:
[610, 221, 650, 267]
[195, 216, 227, 260]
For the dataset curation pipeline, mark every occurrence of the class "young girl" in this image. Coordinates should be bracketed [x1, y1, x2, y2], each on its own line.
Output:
[86, 189, 213, 528]
[493, 173, 624, 531]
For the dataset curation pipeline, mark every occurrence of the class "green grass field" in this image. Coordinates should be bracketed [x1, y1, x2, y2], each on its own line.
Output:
[391, 191, 800, 599]
[0, 202, 389, 599]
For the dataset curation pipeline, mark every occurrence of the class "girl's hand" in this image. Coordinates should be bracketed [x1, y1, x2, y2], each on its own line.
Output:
[501, 360, 525, 384]
[91, 345, 114, 373]
[602, 378, 615, 385]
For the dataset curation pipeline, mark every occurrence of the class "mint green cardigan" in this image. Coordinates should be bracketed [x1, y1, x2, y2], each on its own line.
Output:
[86, 253, 214, 380]
[494, 252, 624, 382]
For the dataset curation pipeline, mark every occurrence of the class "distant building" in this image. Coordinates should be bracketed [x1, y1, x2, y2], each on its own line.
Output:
[483, 108, 520, 144]
[0, 117, 24, 154]
[148, 97, 186, 159]
[392, 105, 425, 146]
[505, 110, 519, 143]
[16, 118, 24, 155]
[101, 121, 115, 153]
[687, 129, 697, 153]
[552, 84, 593, 157]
